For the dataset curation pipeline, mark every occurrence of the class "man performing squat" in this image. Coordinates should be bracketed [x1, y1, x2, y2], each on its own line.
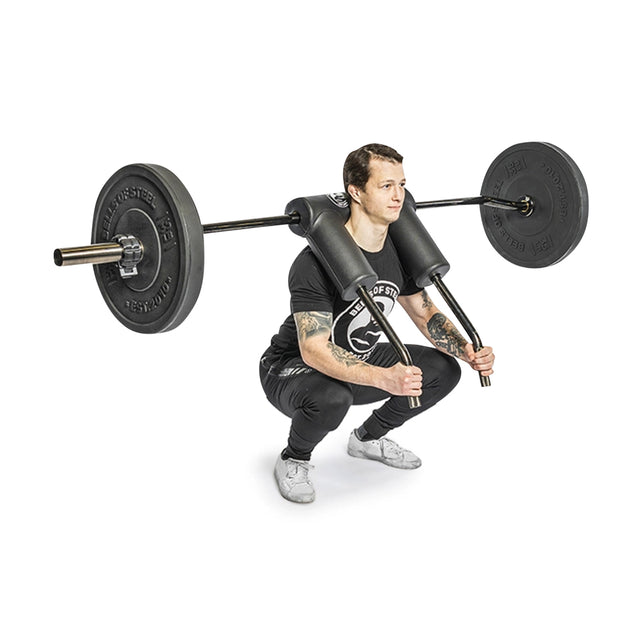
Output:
[260, 144, 494, 503]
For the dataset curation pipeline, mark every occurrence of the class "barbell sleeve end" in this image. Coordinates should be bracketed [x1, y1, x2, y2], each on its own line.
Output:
[53, 243, 124, 267]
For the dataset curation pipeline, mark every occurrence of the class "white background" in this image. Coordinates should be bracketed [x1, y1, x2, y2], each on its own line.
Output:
[1, 1, 638, 638]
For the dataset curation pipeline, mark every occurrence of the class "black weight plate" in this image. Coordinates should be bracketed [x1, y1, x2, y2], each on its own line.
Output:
[480, 142, 588, 268]
[92, 164, 204, 333]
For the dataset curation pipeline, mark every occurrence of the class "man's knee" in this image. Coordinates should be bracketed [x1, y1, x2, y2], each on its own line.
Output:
[424, 351, 461, 395]
[437, 352, 462, 392]
[302, 378, 353, 430]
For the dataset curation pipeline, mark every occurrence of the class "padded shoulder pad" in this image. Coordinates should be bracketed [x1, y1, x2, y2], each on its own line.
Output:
[285, 193, 350, 238]
[284, 193, 377, 301]
[388, 190, 450, 287]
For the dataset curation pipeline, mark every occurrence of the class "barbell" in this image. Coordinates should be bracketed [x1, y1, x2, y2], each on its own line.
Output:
[53, 141, 588, 392]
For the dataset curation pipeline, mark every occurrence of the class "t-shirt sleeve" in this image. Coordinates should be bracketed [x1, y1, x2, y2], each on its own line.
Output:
[288, 248, 336, 314]
[399, 271, 423, 297]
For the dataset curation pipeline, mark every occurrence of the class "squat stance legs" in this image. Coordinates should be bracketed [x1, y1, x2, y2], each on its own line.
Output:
[260, 344, 461, 461]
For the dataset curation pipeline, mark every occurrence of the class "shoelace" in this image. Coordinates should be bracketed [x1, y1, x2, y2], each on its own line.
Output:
[286, 460, 313, 480]
[380, 438, 403, 458]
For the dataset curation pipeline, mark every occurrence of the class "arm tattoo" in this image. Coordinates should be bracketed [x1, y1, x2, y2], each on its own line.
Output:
[427, 313, 468, 358]
[421, 290, 434, 312]
[294, 311, 332, 342]
[326, 342, 365, 368]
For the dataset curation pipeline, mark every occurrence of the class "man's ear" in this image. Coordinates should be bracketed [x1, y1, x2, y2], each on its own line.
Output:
[348, 185, 360, 204]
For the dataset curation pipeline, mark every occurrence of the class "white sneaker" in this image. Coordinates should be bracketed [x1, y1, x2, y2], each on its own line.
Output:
[347, 431, 422, 469]
[274, 455, 316, 503]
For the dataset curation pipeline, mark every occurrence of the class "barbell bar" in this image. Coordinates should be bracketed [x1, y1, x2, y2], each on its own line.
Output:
[53, 192, 531, 269]
[51, 193, 536, 271]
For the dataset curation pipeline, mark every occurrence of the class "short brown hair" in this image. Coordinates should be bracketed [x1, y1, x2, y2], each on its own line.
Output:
[343, 143, 403, 200]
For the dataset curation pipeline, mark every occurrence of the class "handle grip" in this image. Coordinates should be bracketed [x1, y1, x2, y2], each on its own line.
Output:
[430, 274, 491, 389]
[476, 346, 492, 387]
[479, 372, 491, 387]
[356, 286, 421, 409]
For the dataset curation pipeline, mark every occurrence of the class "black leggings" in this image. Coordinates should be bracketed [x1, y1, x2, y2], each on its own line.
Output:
[259, 344, 461, 460]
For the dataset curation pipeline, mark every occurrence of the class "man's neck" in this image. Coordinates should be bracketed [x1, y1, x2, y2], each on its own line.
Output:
[345, 207, 388, 252]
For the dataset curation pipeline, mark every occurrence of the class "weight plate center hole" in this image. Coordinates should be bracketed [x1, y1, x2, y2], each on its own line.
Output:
[518, 195, 535, 218]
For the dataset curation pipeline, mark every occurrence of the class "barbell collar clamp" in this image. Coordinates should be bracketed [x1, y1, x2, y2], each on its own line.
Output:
[112, 233, 144, 278]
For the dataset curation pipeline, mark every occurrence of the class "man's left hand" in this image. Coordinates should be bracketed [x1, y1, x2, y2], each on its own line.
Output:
[463, 344, 495, 377]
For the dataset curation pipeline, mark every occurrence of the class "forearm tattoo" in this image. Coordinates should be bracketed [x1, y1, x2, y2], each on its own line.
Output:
[421, 290, 435, 312]
[427, 313, 468, 358]
[294, 311, 332, 342]
[326, 342, 365, 368]
[295, 311, 365, 370]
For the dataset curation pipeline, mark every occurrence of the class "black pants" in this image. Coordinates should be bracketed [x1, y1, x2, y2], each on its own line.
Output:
[259, 344, 461, 460]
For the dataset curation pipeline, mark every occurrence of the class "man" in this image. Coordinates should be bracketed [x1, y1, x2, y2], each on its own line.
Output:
[260, 144, 494, 503]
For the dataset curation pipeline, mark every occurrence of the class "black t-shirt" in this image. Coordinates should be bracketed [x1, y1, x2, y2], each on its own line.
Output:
[266, 235, 422, 368]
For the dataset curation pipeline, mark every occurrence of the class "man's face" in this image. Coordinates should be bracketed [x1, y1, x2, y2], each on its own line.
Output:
[352, 158, 406, 225]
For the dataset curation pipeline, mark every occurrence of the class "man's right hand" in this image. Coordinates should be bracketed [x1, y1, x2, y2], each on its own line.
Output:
[379, 362, 423, 397]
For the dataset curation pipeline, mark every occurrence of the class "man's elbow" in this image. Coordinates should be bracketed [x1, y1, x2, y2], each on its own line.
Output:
[299, 341, 323, 370]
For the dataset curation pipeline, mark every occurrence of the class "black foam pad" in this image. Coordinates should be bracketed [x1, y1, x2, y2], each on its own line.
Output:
[285, 194, 377, 301]
[388, 190, 450, 287]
